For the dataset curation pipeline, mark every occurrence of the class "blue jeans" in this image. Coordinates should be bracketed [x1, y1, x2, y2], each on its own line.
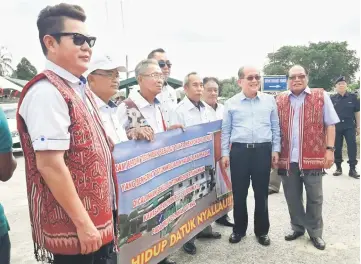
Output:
[0, 233, 10, 264]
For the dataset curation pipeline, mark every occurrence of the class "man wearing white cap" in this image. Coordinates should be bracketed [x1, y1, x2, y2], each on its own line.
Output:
[87, 55, 128, 144]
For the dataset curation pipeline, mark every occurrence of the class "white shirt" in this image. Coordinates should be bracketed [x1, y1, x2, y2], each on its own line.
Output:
[19, 60, 93, 151]
[206, 102, 225, 121]
[93, 93, 128, 144]
[19, 60, 117, 209]
[170, 96, 215, 127]
[156, 84, 177, 129]
[117, 91, 165, 133]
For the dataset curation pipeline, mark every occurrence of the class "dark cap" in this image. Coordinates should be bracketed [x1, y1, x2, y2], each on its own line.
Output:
[335, 76, 346, 85]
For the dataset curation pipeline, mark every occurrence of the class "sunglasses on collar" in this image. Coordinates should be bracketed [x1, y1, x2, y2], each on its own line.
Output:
[158, 60, 172, 68]
[50, 32, 96, 48]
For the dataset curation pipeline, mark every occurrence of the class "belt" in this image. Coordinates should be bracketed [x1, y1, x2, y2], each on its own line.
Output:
[232, 142, 272, 149]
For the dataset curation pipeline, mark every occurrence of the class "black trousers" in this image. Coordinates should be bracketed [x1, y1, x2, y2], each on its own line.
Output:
[0, 233, 10, 264]
[230, 143, 272, 236]
[335, 127, 358, 167]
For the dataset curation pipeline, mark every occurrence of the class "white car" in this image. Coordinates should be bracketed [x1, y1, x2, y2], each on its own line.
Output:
[1, 103, 22, 153]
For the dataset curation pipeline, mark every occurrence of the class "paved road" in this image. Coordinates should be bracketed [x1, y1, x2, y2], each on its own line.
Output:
[1, 155, 359, 264]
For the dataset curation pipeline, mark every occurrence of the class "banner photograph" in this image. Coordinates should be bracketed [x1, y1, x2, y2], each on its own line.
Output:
[113, 120, 233, 264]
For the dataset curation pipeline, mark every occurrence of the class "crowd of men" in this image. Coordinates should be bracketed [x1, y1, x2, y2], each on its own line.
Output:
[0, 2, 359, 264]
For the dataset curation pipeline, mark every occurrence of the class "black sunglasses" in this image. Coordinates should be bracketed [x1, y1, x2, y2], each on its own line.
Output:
[244, 75, 261, 81]
[158, 60, 172, 68]
[50, 32, 96, 48]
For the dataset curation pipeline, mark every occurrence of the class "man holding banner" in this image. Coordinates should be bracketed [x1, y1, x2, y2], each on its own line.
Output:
[221, 66, 280, 246]
[171, 72, 221, 255]
[117, 58, 180, 264]
[202, 77, 234, 227]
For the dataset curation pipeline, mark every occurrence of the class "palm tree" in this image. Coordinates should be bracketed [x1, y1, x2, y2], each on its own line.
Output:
[0, 46, 13, 76]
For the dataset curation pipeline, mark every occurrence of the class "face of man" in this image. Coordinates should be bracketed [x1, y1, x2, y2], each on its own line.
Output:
[88, 69, 120, 102]
[287, 66, 309, 94]
[203, 80, 219, 106]
[45, 18, 93, 77]
[138, 64, 164, 96]
[238, 67, 261, 95]
[185, 74, 204, 102]
[152, 52, 171, 80]
[336, 81, 347, 94]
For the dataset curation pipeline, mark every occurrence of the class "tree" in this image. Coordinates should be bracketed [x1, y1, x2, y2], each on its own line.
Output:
[12, 57, 37, 80]
[220, 77, 239, 99]
[348, 80, 360, 92]
[263, 41, 360, 91]
[0, 46, 13, 76]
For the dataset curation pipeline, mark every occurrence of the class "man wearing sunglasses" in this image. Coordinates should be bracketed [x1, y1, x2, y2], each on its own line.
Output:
[147, 48, 177, 129]
[276, 65, 339, 250]
[17, 4, 118, 264]
[221, 66, 281, 246]
[171, 72, 222, 256]
[86, 54, 128, 145]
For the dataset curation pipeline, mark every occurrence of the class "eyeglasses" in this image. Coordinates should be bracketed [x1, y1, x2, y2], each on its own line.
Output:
[158, 60, 172, 69]
[91, 71, 120, 79]
[243, 75, 261, 81]
[50, 32, 96, 48]
[288, 74, 306, 81]
[141, 73, 165, 80]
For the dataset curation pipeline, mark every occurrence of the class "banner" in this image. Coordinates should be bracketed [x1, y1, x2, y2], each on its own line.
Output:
[113, 120, 233, 264]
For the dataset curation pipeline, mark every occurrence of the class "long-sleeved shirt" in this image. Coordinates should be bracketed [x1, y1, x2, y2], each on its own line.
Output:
[287, 87, 339, 162]
[221, 91, 281, 157]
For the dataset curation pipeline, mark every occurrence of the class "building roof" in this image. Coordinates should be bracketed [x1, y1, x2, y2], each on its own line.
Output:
[5, 77, 28, 87]
[0, 76, 23, 91]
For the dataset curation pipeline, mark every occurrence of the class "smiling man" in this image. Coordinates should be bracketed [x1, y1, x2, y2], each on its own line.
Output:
[276, 65, 339, 250]
[221, 66, 280, 246]
[117, 59, 178, 264]
[17, 3, 118, 264]
[87, 55, 128, 144]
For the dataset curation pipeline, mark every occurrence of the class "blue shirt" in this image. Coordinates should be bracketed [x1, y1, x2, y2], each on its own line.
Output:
[221, 91, 281, 157]
[287, 87, 340, 162]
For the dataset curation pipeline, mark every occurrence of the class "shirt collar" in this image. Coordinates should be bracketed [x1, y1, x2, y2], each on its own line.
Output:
[239, 91, 261, 100]
[183, 96, 205, 110]
[337, 91, 349, 97]
[287, 86, 311, 96]
[45, 59, 87, 85]
[92, 92, 107, 109]
[130, 91, 160, 109]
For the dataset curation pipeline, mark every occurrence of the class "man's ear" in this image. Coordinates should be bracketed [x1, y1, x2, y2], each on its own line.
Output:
[43, 35, 58, 54]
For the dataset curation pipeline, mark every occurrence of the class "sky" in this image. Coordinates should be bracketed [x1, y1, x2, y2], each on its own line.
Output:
[0, 0, 360, 81]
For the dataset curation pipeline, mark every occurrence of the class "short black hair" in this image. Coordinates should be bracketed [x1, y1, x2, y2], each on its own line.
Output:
[147, 48, 166, 59]
[37, 3, 86, 55]
[203, 77, 220, 87]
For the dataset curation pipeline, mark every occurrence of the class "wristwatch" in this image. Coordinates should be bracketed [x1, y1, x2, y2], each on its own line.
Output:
[326, 146, 335, 152]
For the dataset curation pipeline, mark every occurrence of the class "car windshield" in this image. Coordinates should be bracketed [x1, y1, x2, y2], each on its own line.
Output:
[3, 108, 17, 119]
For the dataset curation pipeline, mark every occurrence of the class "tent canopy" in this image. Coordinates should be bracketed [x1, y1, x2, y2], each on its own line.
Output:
[0, 76, 22, 91]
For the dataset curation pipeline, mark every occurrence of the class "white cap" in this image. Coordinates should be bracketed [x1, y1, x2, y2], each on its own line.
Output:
[86, 54, 127, 76]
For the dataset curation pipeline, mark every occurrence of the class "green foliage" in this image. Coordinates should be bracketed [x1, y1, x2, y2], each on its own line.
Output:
[12, 57, 37, 80]
[220, 77, 240, 99]
[263, 41, 360, 91]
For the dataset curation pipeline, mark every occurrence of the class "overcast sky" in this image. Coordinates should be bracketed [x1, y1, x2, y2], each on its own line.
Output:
[0, 0, 360, 80]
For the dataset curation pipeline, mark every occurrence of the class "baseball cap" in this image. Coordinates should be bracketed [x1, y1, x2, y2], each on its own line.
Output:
[86, 54, 127, 76]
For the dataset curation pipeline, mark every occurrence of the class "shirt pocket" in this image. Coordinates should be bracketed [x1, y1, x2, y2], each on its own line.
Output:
[257, 107, 272, 125]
